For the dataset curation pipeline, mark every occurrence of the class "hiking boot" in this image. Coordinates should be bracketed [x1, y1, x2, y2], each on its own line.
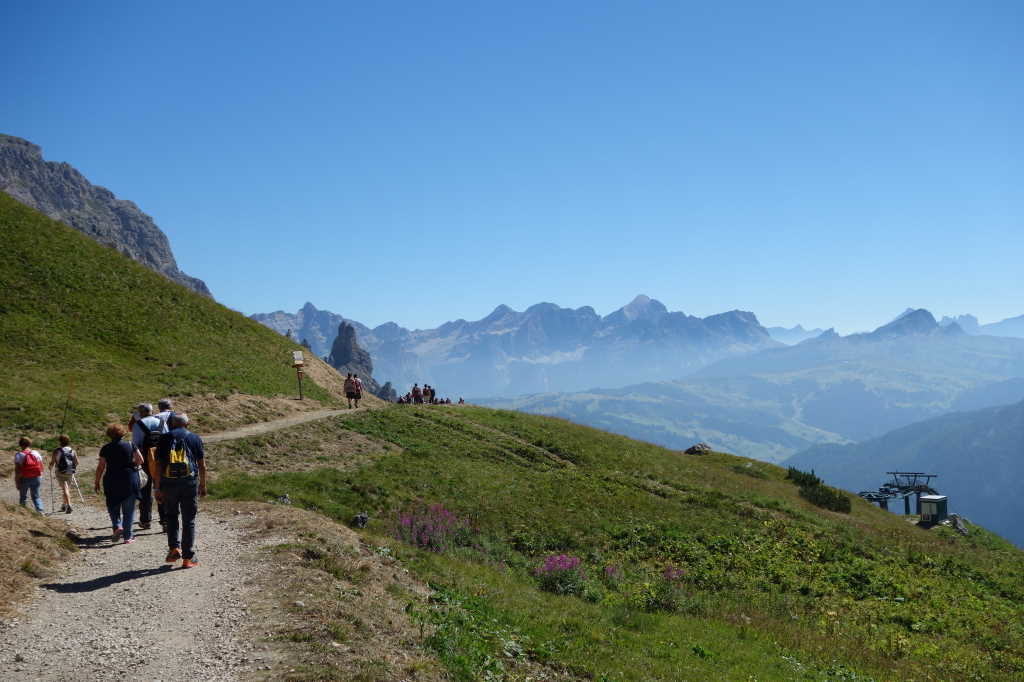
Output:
[60, 503, 67, 513]
[165, 548, 182, 563]
[139, 522, 151, 530]
[113, 527, 123, 540]
[181, 558, 199, 569]
[124, 537, 136, 545]
[65, 505, 72, 514]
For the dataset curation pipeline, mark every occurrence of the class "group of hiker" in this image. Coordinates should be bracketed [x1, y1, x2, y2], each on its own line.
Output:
[342, 373, 365, 408]
[395, 383, 464, 405]
[12, 398, 208, 569]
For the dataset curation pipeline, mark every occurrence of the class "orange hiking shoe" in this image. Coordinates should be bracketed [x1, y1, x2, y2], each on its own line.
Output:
[165, 548, 182, 563]
[181, 558, 199, 569]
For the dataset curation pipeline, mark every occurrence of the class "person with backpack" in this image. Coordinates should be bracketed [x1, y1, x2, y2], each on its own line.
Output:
[154, 398, 174, 433]
[14, 437, 45, 513]
[131, 403, 163, 530]
[353, 374, 364, 408]
[94, 423, 144, 543]
[49, 434, 79, 513]
[343, 373, 357, 409]
[154, 413, 206, 568]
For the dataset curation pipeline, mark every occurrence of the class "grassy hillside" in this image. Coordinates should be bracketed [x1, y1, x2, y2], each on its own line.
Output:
[0, 192, 338, 447]
[210, 405, 1024, 681]
[790, 400, 1024, 548]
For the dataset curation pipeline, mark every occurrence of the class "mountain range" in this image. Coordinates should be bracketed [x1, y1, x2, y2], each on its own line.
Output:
[253, 296, 781, 397]
[487, 309, 1024, 462]
[0, 134, 210, 296]
[939, 312, 1024, 338]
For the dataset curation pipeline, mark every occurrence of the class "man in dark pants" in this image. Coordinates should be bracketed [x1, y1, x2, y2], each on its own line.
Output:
[131, 403, 163, 530]
[154, 413, 207, 569]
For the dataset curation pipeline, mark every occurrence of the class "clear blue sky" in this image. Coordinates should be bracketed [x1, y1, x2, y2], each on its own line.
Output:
[3, 1, 1021, 333]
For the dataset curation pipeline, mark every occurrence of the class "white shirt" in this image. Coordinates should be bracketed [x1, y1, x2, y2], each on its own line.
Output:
[155, 410, 174, 433]
[132, 415, 162, 448]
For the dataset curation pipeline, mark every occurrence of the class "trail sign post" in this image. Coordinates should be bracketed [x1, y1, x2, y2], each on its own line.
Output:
[292, 351, 305, 400]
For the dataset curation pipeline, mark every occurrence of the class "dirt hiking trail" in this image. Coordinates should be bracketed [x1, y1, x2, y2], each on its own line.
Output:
[0, 407, 367, 680]
[203, 407, 357, 443]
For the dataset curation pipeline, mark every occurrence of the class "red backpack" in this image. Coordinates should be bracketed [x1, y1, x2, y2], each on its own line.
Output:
[18, 449, 43, 478]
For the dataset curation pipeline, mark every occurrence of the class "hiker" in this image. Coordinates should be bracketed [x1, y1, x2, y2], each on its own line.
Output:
[343, 373, 357, 409]
[94, 423, 144, 543]
[154, 413, 206, 568]
[353, 374, 364, 408]
[458, 397, 465, 405]
[49, 435, 79, 513]
[154, 398, 174, 433]
[14, 437, 45, 512]
[412, 383, 422, 404]
[131, 403, 163, 530]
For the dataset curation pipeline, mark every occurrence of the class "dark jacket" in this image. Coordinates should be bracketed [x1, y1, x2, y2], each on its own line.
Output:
[99, 438, 141, 502]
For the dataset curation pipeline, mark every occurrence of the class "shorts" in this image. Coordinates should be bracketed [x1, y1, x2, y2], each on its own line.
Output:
[55, 471, 75, 484]
[346, 391, 357, 399]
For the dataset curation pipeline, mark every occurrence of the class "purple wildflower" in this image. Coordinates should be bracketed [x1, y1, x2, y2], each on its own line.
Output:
[389, 502, 474, 553]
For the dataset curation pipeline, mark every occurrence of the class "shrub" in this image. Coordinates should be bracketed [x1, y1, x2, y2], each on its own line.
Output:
[786, 467, 851, 513]
[628, 564, 688, 612]
[799, 484, 852, 513]
[786, 467, 822, 487]
[534, 554, 586, 596]
[391, 502, 476, 552]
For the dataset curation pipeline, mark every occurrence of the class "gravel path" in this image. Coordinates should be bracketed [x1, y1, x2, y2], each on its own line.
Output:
[0, 409, 358, 680]
[0, 477, 280, 680]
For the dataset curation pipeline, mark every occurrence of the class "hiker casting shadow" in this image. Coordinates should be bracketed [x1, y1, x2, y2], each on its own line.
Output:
[154, 412, 207, 569]
[94, 423, 144, 544]
[49, 434, 79, 514]
[14, 436, 46, 513]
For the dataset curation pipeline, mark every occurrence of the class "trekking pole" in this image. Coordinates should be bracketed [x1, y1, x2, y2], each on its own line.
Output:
[49, 469, 55, 513]
[70, 474, 86, 503]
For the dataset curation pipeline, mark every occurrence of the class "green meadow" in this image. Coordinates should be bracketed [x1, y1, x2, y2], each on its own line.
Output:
[212, 406, 1024, 680]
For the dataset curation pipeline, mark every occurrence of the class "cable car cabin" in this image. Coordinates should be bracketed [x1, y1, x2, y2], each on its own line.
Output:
[919, 495, 949, 524]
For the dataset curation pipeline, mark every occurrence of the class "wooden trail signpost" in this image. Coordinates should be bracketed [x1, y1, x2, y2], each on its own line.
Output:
[292, 351, 304, 400]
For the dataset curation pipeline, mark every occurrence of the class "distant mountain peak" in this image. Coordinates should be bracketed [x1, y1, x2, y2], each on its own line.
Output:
[889, 308, 919, 324]
[767, 323, 827, 345]
[807, 327, 840, 343]
[526, 302, 560, 314]
[869, 309, 938, 339]
[606, 294, 669, 323]
[940, 314, 980, 334]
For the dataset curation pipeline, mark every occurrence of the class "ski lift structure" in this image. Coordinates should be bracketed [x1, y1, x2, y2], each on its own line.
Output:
[858, 472, 940, 516]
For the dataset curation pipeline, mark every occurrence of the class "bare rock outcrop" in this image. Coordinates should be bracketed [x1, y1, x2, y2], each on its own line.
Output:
[0, 134, 211, 296]
[327, 321, 380, 393]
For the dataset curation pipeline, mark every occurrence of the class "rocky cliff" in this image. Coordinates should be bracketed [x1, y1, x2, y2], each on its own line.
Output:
[327, 322, 380, 394]
[251, 302, 367, 358]
[0, 134, 211, 296]
[255, 295, 781, 398]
